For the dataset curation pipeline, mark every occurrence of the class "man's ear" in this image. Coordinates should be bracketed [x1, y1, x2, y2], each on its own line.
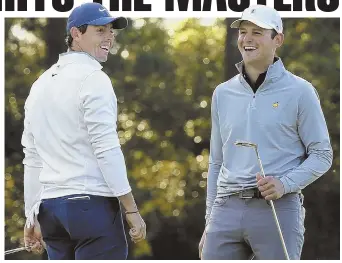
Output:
[70, 27, 82, 42]
[275, 33, 284, 48]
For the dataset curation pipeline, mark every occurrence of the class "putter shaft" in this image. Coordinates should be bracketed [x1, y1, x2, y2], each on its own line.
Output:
[255, 148, 290, 260]
[235, 140, 290, 260]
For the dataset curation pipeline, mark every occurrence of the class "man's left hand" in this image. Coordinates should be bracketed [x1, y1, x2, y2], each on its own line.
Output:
[256, 173, 285, 200]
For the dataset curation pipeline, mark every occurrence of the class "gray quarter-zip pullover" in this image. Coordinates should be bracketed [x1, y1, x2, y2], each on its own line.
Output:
[205, 58, 333, 224]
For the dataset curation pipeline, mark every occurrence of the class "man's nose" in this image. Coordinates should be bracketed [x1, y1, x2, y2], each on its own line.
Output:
[243, 32, 253, 42]
[107, 34, 114, 41]
[105, 29, 114, 39]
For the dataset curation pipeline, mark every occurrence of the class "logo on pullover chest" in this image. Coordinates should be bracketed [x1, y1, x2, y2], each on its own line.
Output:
[272, 102, 279, 108]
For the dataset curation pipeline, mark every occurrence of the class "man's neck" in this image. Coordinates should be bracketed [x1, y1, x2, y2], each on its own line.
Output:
[244, 57, 275, 85]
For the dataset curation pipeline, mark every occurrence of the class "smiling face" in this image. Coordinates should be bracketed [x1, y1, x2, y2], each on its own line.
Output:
[70, 23, 115, 62]
[237, 21, 283, 68]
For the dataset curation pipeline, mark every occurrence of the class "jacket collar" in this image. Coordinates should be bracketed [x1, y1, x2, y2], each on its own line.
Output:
[235, 57, 286, 83]
[57, 51, 103, 70]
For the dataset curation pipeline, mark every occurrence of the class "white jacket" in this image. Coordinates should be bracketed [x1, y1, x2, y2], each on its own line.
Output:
[22, 52, 131, 226]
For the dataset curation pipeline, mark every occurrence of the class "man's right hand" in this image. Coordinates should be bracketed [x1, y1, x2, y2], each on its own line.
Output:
[125, 212, 146, 243]
[198, 231, 206, 259]
[24, 218, 45, 254]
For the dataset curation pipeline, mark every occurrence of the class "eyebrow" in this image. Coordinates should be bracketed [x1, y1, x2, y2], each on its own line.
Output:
[239, 27, 263, 31]
[95, 25, 114, 31]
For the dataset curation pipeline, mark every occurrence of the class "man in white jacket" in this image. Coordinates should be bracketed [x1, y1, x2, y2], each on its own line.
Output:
[22, 2, 146, 259]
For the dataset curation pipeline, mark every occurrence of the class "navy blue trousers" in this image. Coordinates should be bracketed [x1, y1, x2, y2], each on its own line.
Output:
[37, 194, 128, 260]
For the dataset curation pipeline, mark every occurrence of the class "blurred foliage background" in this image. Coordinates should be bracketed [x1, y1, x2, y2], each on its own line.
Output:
[5, 17, 339, 260]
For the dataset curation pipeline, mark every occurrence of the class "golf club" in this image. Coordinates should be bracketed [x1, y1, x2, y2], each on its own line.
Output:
[5, 246, 28, 255]
[235, 140, 290, 260]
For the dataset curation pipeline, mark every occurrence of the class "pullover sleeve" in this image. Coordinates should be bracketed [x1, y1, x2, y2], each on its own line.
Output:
[80, 70, 131, 196]
[280, 85, 333, 194]
[206, 90, 223, 226]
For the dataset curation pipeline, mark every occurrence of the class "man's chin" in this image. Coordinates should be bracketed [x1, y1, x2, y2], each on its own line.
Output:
[243, 56, 261, 65]
[96, 56, 108, 63]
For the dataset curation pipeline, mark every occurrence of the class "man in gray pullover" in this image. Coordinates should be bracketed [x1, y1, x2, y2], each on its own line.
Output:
[199, 5, 333, 260]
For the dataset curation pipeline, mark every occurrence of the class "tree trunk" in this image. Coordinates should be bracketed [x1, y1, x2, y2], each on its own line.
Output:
[44, 18, 67, 68]
[224, 18, 241, 81]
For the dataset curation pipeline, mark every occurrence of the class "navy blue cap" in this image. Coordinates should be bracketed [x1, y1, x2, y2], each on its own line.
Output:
[66, 2, 128, 33]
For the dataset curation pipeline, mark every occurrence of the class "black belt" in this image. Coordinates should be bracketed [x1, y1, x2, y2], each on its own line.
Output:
[232, 188, 263, 199]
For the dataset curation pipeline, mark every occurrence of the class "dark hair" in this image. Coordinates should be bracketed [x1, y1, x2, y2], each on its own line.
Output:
[65, 24, 88, 48]
[271, 29, 278, 39]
